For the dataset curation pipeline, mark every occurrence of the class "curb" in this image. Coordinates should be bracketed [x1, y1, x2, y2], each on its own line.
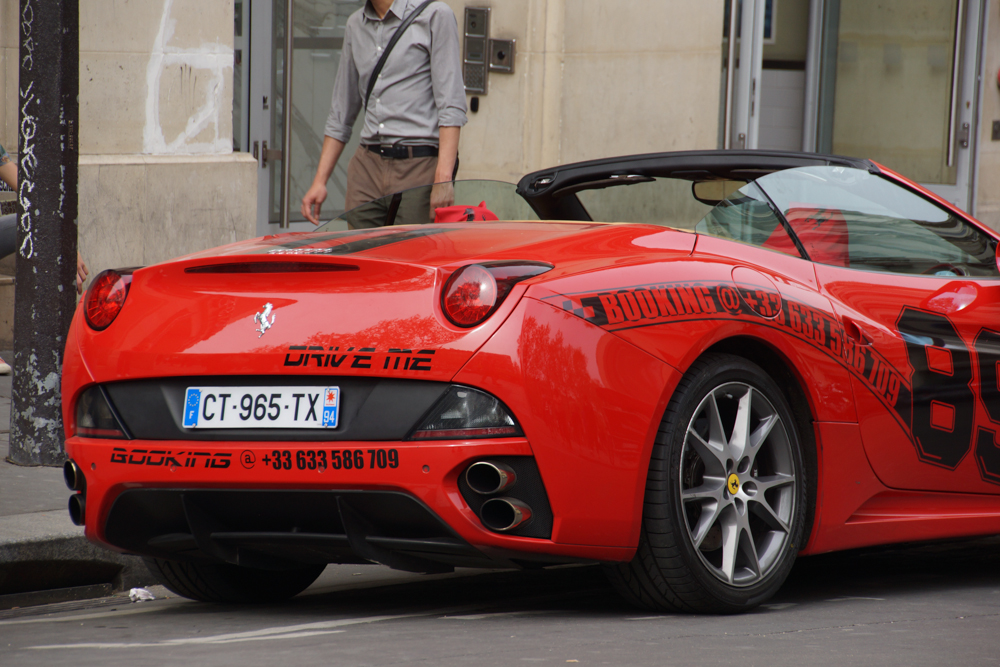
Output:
[0, 510, 155, 609]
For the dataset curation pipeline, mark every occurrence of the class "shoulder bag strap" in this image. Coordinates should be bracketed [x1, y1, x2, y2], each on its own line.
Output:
[364, 0, 437, 109]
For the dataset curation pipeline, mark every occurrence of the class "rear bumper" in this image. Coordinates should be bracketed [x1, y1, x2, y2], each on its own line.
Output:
[65, 436, 635, 570]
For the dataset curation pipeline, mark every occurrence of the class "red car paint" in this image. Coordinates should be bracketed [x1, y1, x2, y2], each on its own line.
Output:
[62, 152, 1000, 582]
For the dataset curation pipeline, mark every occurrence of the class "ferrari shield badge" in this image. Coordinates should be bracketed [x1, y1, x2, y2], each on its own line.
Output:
[253, 303, 275, 337]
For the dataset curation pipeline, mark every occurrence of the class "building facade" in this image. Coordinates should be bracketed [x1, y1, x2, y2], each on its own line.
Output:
[242, 0, 1000, 237]
[0, 0, 998, 290]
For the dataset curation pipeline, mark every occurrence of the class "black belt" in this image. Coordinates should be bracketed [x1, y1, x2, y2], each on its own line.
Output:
[364, 144, 438, 159]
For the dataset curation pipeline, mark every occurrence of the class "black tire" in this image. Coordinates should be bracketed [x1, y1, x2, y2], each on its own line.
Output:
[144, 557, 326, 603]
[606, 353, 808, 614]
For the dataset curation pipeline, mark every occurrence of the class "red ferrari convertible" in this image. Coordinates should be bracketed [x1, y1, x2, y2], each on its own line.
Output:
[62, 151, 1000, 612]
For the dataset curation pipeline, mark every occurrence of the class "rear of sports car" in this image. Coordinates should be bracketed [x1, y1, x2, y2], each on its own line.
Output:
[61, 223, 686, 603]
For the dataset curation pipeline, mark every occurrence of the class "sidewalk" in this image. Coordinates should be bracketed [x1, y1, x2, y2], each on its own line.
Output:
[0, 355, 152, 609]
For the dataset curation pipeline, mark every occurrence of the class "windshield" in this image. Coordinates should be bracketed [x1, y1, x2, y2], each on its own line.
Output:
[315, 180, 540, 232]
[696, 166, 999, 278]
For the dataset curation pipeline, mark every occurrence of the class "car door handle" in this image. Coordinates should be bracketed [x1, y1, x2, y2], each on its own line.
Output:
[843, 318, 872, 347]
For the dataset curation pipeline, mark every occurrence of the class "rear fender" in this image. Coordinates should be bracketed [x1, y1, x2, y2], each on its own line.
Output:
[455, 297, 680, 552]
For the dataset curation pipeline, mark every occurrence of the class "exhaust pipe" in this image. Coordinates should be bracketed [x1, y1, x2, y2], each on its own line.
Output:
[68, 493, 86, 526]
[465, 461, 517, 495]
[480, 497, 532, 532]
[63, 459, 86, 491]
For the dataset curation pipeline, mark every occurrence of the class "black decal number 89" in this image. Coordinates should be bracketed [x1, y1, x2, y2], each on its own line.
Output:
[897, 307, 1000, 482]
[973, 329, 1000, 484]
[897, 308, 975, 469]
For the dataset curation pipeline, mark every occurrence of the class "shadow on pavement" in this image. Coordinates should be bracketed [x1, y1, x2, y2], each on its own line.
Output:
[145, 535, 1000, 619]
[776, 535, 1000, 604]
[21, 535, 995, 624]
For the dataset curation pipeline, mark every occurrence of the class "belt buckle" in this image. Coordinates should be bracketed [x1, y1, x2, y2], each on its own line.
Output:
[379, 145, 390, 158]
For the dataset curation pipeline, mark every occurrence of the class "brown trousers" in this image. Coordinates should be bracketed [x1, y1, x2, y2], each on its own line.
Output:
[344, 146, 438, 228]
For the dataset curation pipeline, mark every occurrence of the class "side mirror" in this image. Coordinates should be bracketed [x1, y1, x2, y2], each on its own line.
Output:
[692, 180, 746, 205]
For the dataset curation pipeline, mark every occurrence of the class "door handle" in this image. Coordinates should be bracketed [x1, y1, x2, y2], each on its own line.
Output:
[843, 318, 872, 347]
[254, 140, 283, 169]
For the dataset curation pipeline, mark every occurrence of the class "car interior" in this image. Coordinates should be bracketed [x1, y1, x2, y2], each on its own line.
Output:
[316, 151, 999, 278]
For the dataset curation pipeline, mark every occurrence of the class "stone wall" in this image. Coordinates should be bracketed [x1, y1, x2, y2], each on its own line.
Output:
[440, 0, 724, 183]
[0, 0, 256, 286]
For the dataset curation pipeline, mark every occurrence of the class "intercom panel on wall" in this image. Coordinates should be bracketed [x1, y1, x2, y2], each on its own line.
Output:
[463, 7, 490, 94]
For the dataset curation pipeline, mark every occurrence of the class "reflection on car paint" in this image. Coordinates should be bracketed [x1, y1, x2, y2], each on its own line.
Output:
[262, 227, 448, 254]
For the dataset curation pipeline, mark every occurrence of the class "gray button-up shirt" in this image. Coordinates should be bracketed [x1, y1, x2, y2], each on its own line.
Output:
[324, 0, 468, 147]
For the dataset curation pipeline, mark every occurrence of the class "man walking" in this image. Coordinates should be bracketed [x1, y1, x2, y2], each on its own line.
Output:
[301, 0, 467, 227]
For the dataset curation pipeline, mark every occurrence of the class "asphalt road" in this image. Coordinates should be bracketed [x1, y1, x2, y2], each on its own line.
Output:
[1, 537, 998, 667]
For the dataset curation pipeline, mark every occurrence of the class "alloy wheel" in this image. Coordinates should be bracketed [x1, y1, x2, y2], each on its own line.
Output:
[679, 381, 797, 587]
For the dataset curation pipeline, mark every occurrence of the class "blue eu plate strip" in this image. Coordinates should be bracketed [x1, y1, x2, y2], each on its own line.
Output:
[183, 388, 201, 428]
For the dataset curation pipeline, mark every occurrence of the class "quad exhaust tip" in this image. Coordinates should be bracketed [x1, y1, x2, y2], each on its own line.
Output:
[63, 459, 85, 492]
[69, 493, 86, 526]
[465, 461, 517, 495]
[480, 497, 532, 532]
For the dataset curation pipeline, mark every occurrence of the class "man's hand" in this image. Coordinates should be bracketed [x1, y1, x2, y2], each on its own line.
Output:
[429, 181, 455, 220]
[76, 253, 89, 295]
[301, 183, 329, 225]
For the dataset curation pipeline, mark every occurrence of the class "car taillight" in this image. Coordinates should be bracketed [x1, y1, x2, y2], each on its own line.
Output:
[84, 269, 134, 330]
[409, 386, 522, 440]
[75, 386, 129, 439]
[443, 265, 497, 326]
[442, 262, 552, 328]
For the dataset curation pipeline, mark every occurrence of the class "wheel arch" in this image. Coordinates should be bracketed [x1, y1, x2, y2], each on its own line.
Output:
[697, 336, 819, 552]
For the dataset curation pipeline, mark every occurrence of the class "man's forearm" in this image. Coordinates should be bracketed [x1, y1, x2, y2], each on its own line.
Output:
[435, 126, 460, 183]
[313, 136, 347, 186]
[0, 162, 16, 190]
[301, 136, 348, 225]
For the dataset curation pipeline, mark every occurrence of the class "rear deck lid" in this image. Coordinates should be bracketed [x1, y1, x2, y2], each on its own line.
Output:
[78, 223, 611, 383]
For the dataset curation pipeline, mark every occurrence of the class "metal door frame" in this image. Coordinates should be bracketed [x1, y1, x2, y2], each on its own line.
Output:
[923, 0, 986, 214]
[249, 0, 276, 236]
[724, 0, 767, 150]
[235, 0, 251, 154]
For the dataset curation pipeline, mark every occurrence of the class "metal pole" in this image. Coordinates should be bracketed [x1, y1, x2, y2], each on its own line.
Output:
[9, 0, 80, 466]
[801, 0, 825, 153]
[280, 0, 294, 228]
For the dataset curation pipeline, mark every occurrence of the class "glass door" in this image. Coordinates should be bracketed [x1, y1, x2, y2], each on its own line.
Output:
[724, 0, 985, 213]
[245, 0, 364, 236]
[814, 0, 984, 212]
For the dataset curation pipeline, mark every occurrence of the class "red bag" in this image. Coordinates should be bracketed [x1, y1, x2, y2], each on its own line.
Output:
[434, 201, 499, 223]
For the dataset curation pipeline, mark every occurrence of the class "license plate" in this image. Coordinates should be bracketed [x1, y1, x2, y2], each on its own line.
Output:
[182, 386, 339, 429]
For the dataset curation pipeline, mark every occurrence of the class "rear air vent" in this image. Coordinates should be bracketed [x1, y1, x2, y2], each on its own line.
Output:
[185, 262, 360, 274]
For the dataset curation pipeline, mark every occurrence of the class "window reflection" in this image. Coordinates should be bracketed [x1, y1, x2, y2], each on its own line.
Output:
[755, 166, 998, 276]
